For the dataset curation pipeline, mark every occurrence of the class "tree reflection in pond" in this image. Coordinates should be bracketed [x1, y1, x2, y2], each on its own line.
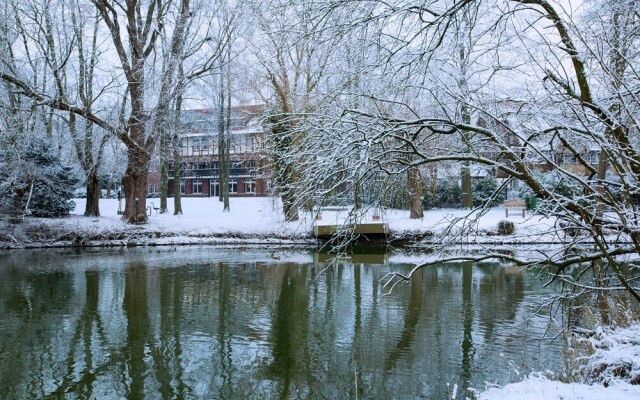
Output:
[0, 247, 561, 399]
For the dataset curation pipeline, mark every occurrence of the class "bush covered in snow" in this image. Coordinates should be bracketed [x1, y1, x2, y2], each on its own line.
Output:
[496, 220, 515, 235]
[0, 139, 78, 219]
[580, 324, 640, 386]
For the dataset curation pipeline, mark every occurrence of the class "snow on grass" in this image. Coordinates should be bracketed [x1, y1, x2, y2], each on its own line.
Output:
[478, 323, 640, 400]
[15, 197, 621, 245]
[63, 197, 313, 238]
[583, 323, 640, 385]
[477, 374, 640, 400]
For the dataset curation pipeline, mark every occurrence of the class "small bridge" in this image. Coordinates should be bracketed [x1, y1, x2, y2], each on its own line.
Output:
[312, 206, 388, 239]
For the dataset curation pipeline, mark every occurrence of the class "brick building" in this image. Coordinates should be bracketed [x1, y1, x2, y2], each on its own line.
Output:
[148, 105, 270, 198]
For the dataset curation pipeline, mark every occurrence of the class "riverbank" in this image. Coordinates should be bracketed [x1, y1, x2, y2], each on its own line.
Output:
[0, 197, 623, 249]
[479, 322, 640, 399]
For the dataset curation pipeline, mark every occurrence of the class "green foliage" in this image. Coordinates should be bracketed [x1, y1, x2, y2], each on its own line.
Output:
[472, 176, 505, 207]
[515, 171, 589, 213]
[423, 176, 504, 209]
[425, 179, 461, 208]
[0, 139, 78, 218]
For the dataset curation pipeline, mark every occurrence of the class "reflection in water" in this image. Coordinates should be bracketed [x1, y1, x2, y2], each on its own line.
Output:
[124, 264, 151, 399]
[384, 268, 422, 372]
[0, 248, 562, 399]
[460, 262, 474, 396]
[268, 266, 309, 398]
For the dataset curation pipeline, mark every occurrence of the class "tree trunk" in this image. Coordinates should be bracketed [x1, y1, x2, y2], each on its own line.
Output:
[173, 78, 184, 215]
[84, 169, 101, 217]
[429, 165, 438, 208]
[407, 166, 424, 219]
[282, 190, 299, 222]
[223, 51, 231, 212]
[173, 151, 182, 215]
[105, 177, 112, 199]
[159, 125, 169, 213]
[461, 162, 473, 208]
[122, 148, 150, 224]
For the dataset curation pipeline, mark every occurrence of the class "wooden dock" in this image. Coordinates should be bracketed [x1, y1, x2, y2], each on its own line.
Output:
[313, 222, 389, 238]
[314, 252, 389, 265]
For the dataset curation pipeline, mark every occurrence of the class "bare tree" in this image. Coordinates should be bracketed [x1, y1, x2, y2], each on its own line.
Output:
[249, 0, 342, 221]
[157, 0, 233, 214]
[1, 0, 195, 223]
[68, 1, 111, 216]
[303, 0, 640, 304]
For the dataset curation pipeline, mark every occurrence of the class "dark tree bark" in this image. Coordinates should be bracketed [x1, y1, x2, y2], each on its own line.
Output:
[407, 166, 424, 219]
[85, 169, 101, 217]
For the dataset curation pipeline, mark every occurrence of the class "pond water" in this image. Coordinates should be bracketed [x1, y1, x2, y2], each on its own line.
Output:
[0, 247, 564, 399]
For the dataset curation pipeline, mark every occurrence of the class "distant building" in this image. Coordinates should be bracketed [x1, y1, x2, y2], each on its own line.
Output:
[147, 105, 270, 198]
[473, 105, 607, 194]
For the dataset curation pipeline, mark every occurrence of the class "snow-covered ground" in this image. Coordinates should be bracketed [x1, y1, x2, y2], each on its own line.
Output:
[478, 323, 640, 400]
[478, 375, 640, 400]
[0, 196, 630, 248]
[66, 197, 309, 238]
[55, 196, 566, 243]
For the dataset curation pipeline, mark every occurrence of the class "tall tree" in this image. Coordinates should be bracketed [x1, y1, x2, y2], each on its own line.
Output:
[249, 0, 340, 221]
[307, 0, 640, 303]
[68, 1, 110, 216]
[1, 0, 193, 223]
[157, 0, 233, 214]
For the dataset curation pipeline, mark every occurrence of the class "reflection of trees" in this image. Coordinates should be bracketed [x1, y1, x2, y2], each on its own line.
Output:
[459, 262, 474, 396]
[123, 263, 151, 400]
[351, 264, 364, 398]
[268, 265, 309, 399]
[48, 270, 109, 398]
[217, 262, 233, 399]
[0, 267, 76, 399]
[477, 264, 525, 338]
[0, 249, 554, 400]
[151, 268, 189, 398]
[384, 268, 423, 371]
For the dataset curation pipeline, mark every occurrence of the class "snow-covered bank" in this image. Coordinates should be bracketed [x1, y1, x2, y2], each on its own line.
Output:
[478, 375, 639, 400]
[478, 323, 640, 400]
[0, 197, 627, 248]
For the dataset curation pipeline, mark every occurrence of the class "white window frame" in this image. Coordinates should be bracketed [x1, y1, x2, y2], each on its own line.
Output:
[229, 179, 237, 193]
[193, 179, 202, 194]
[244, 179, 256, 194]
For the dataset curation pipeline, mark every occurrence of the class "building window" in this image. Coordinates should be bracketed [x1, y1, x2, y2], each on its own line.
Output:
[586, 151, 599, 164]
[244, 179, 256, 194]
[210, 179, 219, 197]
[196, 162, 207, 170]
[193, 179, 202, 194]
[247, 136, 254, 152]
[245, 160, 256, 171]
[561, 153, 575, 164]
[180, 180, 185, 194]
[229, 179, 237, 193]
[192, 137, 208, 153]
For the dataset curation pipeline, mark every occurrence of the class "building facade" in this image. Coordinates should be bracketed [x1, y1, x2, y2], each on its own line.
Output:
[148, 105, 270, 198]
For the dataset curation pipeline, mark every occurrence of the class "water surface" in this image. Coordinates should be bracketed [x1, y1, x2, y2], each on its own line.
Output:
[0, 247, 563, 399]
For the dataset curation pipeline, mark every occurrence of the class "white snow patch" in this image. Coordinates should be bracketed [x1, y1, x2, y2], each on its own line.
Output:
[479, 322, 640, 400]
[478, 374, 640, 400]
